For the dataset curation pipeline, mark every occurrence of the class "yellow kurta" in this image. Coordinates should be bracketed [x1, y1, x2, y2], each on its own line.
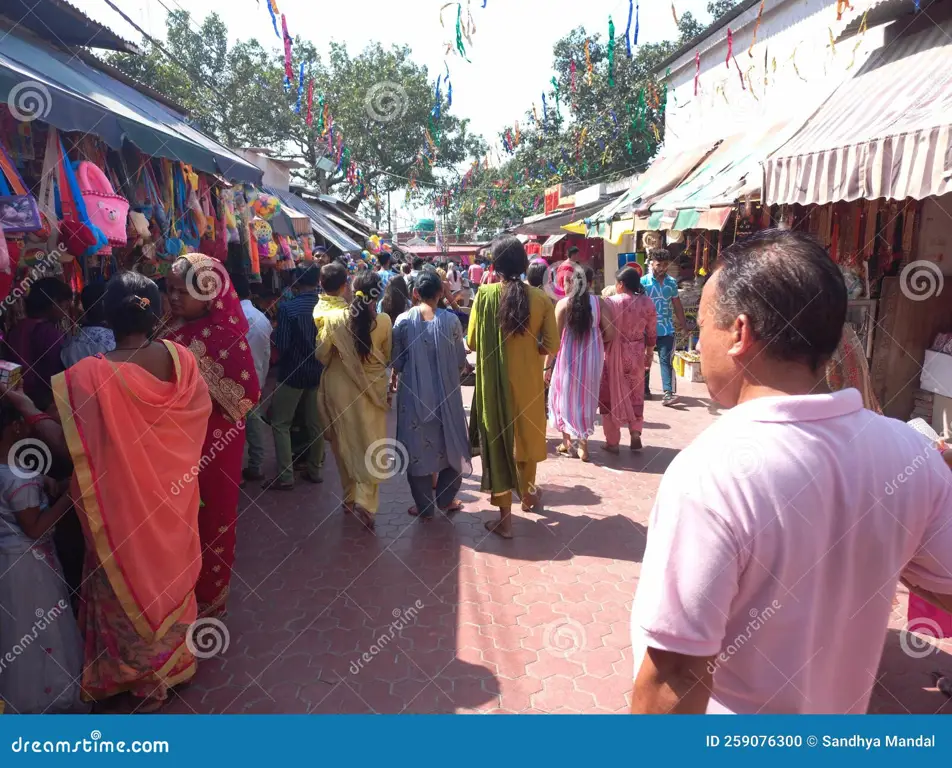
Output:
[315, 296, 393, 514]
[468, 284, 559, 464]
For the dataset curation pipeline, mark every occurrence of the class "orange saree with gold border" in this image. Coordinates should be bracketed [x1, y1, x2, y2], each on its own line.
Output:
[52, 340, 212, 702]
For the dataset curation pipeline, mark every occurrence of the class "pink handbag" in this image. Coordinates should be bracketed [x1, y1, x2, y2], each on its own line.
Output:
[76, 161, 130, 246]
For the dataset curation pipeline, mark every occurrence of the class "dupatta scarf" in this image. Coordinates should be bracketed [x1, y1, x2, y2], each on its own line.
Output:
[397, 307, 472, 475]
[164, 253, 260, 423]
[53, 341, 212, 642]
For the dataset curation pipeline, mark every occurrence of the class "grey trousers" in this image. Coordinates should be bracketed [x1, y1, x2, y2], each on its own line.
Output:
[407, 467, 463, 519]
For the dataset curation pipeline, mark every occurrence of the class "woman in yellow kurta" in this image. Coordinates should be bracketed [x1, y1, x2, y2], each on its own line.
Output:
[468, 236, 559, 538]
[315, 264, 392, 531]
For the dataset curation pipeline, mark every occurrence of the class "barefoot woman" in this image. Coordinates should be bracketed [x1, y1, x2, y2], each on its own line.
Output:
[468, 236, 559, 538]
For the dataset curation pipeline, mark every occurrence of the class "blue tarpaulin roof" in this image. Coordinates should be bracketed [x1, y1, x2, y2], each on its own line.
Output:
[0, 32, 261, 183]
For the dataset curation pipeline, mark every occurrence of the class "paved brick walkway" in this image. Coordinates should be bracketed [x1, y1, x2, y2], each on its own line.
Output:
[166, 367, 952, 714]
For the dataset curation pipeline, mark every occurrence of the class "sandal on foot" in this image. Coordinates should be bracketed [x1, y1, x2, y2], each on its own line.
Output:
[630, 435, 643, 451]
[556, 444, 576, 458]
[602, 444, 620, 455]
[441, 499, 464, 513]
[352, 504, 376, 531]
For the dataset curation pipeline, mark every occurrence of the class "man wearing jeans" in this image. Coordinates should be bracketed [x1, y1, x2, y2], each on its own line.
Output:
[264, 264, 325, 491]
[642, 249, 687, 407]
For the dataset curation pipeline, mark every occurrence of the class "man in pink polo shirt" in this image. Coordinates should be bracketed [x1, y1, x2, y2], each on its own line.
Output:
[630, 228, 952, 714]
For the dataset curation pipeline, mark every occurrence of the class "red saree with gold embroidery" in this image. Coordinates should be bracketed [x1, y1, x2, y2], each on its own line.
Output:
[52, 341, 212, 702]
[164, 254, 261, 615]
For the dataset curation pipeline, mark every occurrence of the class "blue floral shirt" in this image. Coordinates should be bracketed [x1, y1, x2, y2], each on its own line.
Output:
[641, 273, 679, 337]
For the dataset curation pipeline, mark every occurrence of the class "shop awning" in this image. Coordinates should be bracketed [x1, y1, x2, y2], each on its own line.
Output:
[0, 31, 261, 182]
[764, 17, 952, 205]
[512, 201, 607, 236]
[266, 187, 362, 253]
[541, 233, 566, 257]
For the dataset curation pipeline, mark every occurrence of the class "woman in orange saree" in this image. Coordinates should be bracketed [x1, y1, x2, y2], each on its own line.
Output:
[53, 272, 212, 710]
[164, 254, 260, 616]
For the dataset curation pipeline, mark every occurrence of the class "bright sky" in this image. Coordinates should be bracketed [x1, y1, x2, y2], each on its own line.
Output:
[73, 0, 713, 227]
[76, 0, 712, 142]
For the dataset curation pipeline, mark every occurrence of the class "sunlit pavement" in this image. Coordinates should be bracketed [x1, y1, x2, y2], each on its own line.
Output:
[166, 365, 952, 714]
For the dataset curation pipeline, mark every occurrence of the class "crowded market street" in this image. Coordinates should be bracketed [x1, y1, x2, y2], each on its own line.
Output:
[156, 366, 949, 715]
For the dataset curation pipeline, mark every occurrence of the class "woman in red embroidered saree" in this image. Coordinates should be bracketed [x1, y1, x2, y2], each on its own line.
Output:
[165, 254, 260, 616]
[53, 273, 212, 709]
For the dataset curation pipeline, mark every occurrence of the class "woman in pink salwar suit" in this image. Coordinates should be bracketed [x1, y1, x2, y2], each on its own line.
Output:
[599, 266, 657, 452]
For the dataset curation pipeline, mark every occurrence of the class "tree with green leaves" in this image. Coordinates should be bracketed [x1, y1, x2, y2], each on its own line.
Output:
[102, 11, 482, 209]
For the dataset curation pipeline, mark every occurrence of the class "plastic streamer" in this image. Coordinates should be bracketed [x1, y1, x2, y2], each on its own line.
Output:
[790, 45, 806, 81]
[828, 27, 837, 55]
[733, 55, 746, 90]
[726, 28, 733, 67]
[541, 93, 548, 127]
[745, 65, 758, 100]
[514, 121, 520, 146]
[672, 2, 679, 26]
[608, 16, 616, 87]
[748, 0, 765, 55]
[652, 123, 661, 142]
[634, 0, 640, 45]
[570, 60, 577, 92]
[319, 96, 327, 133]
[281, 15, 293, 88]
[445, 63, 453, 107]
[433, 75, 442, 121]
[625, 0, 634, 57]
[585, 39, 593, 84]
[267, 0, 280, 37]
[847, 10, 869, 69]
[532, 103, 539, 124]
[694, 50, 700, 95]
[305, 80, 314, 125]
[294, 63, 305, 113]
[456, 4, 470, 61]
[551, 76, 561, 118]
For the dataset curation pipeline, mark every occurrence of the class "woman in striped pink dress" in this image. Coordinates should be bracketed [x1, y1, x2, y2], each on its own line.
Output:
[548, 266, 614, 462]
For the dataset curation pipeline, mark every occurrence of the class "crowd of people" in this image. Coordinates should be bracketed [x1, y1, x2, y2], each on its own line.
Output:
[5, 225, 940, 717]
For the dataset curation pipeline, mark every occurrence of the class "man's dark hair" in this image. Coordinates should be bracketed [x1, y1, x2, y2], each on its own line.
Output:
[648, 248, 671, 264]
[377, 251, 392, 269]
[415, 271, 443, 301]
[231, 273, 251, 300]
[320, 261, 348, 293]
[412, 257, 425, 270]
[713, 228, 846, 372]
[567, 246, 580, 258]
[297, 264, 321, 288]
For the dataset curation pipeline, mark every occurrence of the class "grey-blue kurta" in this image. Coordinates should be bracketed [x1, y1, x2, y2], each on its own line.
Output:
[392, 307, 471, 478]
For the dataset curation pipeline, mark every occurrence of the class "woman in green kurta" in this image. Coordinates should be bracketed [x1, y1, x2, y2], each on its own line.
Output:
[468, 236, 559, 538]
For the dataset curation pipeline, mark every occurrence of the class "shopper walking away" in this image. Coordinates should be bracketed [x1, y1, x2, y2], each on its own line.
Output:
[641, 249, 687, 406]
[315, 265, 392, 532]
[600, 267, 656, 453]
[468, 235, 559, 538]
[392, 271, 471, 520]
[265, 264, 325, 490]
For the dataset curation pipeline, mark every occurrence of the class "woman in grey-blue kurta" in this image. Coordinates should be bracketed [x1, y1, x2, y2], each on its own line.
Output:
[392, 275, 472, 519]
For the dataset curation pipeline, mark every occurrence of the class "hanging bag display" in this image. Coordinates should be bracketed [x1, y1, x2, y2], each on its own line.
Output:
[56, 137, 107, 259]
[76, 161, 129, 246]
[0, 138, 41, 234]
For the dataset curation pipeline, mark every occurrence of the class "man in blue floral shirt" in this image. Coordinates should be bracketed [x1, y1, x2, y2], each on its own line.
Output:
[641, 248, 688, 406]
